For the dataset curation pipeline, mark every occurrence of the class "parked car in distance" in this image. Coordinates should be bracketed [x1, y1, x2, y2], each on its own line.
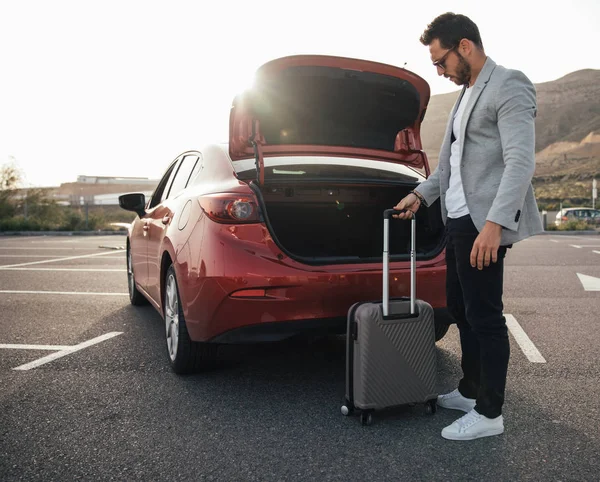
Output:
[119, 55, 451, 374]
[555, 207, 600, 226]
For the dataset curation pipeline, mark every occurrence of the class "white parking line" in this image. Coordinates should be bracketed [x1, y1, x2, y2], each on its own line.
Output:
[0, 290, 128, 296]
[505, 314, 546, 363]
[576, 273, 600, 291]
[0, 268, 126, 272]
[0, 251, 117, 269]
[0, 344, 72, 350]
[570, 245, 582, 249]
[0, 236, 49, 241]
[558, 236, 600, 240]
[550, 240, 559, 243]
[0, 254, 123, 259]
[0, 247, 105, 250]
[10, 332, 123, 371]
[593, 251, 600, 255]
[570, 245, 600, 249]
[0, 255, 82, 258]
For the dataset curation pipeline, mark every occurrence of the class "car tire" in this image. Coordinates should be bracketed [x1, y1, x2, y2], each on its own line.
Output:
[164, 265, 218, 374]
[127, 247, 148, 306]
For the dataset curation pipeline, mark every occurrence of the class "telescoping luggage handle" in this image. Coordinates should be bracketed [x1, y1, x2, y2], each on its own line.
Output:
[382, 209, 416, 317]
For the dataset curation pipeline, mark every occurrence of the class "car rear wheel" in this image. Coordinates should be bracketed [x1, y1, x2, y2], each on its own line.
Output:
[164, 265, 218, 374]
[127, 247, 148, 306]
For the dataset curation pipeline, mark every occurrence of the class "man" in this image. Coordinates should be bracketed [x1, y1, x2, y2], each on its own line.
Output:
[394, 12, 543, 440]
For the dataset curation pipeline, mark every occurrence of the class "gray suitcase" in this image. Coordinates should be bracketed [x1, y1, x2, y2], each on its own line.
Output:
[341, 209, 438, 425]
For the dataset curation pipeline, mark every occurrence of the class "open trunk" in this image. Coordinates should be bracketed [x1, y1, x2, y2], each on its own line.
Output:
[230, 55, 432, 183]
[230, 55, 440, 264]
[255, 182, 445, 264]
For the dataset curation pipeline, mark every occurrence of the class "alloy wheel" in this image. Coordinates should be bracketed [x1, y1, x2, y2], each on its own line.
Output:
[127, 250, 135, 298]
[165, 273, 179, 361]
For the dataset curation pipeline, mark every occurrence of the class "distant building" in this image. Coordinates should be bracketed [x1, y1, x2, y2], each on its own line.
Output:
[93, 191, 155, 205]
[9, 174, 159, 210]
[10, 175, 160, 206]
[76, 175, 158, 186]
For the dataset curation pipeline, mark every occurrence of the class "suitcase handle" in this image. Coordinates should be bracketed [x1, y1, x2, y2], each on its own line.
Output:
[382, 209, 416, 317]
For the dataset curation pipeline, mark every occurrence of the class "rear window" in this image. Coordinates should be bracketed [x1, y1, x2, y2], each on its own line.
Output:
[563, 208, 600, 218]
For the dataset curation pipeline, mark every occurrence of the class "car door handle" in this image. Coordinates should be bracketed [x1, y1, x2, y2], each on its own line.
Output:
[162, 215, 171, 225]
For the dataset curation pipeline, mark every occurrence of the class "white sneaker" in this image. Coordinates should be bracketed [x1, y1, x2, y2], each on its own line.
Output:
[437, 388, 476, 412]
[441, 409, 504, 441]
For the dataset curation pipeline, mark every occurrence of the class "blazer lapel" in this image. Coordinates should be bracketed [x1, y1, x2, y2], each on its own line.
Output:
[458, 57, 497, 160]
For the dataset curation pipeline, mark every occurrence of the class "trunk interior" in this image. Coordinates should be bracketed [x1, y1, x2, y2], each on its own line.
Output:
[257, 182, 445, 264]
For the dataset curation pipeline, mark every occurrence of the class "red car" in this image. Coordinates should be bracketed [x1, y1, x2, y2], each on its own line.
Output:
[119, 55, 450, 374]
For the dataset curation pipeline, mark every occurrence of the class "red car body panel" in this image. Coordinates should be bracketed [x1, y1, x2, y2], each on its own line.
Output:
[176, 221, 446, 341]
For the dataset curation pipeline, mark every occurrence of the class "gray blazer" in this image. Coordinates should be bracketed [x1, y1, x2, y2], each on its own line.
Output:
[416, 57, 543, 245]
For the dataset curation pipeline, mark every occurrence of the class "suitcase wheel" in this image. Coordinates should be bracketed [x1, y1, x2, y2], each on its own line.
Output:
[425, 399, 437, 415]
[340, 397, 354, 417]
[360, 411, 373, 426]
[341, 399, 354, 416]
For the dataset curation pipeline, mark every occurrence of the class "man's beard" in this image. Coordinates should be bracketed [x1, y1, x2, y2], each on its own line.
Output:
[454, 52, 472, 86]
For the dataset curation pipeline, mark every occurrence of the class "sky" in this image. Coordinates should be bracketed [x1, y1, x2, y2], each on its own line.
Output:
[1, 0, 599, 188]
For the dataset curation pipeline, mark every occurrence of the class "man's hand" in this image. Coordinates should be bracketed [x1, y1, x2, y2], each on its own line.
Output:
[470, 221, 503, 270]
[392, 193, 421, 219]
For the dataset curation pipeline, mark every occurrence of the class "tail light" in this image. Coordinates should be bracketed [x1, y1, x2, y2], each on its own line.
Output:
[198, 193, 261, 224]
[561, 216, 568, 222]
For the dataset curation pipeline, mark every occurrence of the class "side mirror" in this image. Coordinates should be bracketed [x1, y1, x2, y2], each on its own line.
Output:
[119, 193, 146, 218]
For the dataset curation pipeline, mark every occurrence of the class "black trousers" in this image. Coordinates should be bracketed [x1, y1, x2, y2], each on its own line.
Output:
[445, 214, 510, 419]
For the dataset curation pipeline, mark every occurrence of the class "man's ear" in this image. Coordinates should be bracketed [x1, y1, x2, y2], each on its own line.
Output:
[459, 38, 472, 55]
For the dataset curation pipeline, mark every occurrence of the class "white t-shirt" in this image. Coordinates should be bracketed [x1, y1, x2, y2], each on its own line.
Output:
[446, 87, 472, 219]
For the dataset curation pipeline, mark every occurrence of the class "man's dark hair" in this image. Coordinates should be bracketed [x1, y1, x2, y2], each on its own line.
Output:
[420, 12, 484, 50]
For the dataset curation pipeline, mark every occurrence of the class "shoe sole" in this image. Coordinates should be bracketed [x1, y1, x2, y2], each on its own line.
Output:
[441, 427, 504, 441]
[436, 401, 476, 412]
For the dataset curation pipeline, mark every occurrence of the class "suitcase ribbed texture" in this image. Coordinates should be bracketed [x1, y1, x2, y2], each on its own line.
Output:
[352, 299, 437, 410]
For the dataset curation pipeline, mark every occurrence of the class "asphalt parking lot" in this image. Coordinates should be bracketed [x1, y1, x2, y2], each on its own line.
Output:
[1, 233, 599, 481]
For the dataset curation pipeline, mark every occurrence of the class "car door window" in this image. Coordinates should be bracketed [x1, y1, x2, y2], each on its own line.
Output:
[166, 154, 199, 199]
[148, 161, 179, 209]
[187, 153, 205, 187]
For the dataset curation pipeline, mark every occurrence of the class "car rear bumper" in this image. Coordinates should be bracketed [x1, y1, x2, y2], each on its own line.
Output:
[181, 264, 447, 342]
[209, 307, 452, 344]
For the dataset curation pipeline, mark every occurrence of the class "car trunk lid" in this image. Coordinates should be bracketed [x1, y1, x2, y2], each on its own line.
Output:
[229, 55, 431, 184]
